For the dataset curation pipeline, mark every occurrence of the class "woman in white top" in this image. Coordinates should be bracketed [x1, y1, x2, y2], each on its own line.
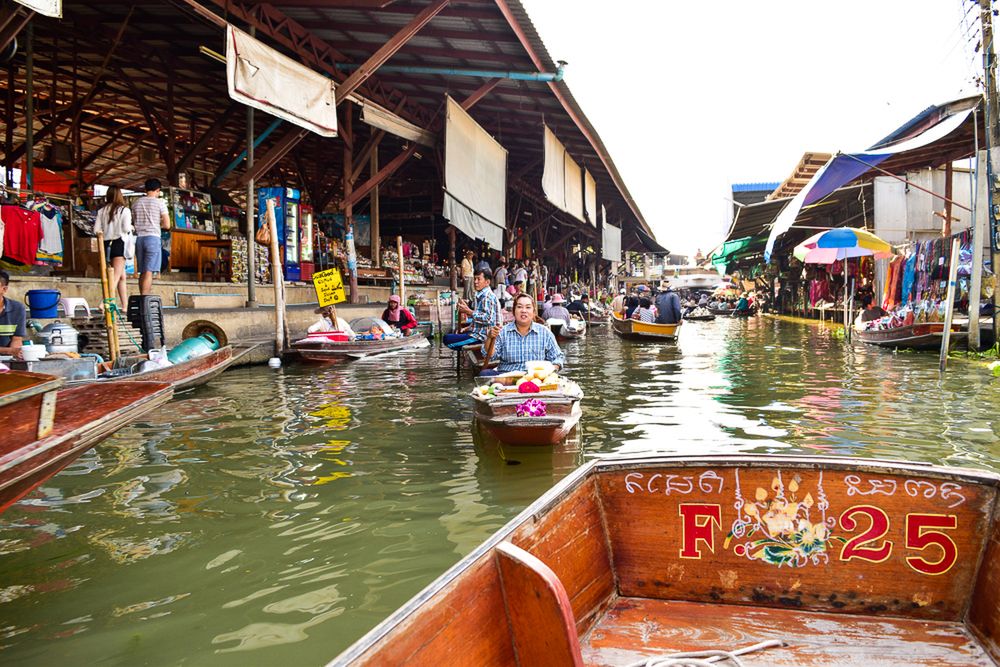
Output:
[94, 185, 134, 306]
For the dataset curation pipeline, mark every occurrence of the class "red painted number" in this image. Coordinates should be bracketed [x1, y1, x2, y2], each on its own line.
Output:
[905, 514, 958, 576]
[839, 505, 892, 563]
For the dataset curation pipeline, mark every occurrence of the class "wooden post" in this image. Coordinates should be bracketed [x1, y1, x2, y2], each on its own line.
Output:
[266, 198, 286, 354]
[371, 149, 380, 268]
[447, 226, 457, 292]
[397, 235, 405, 303]
[970, 141, 985, 350]
[943, 161, 954, 238]
[939, 236, 961, 372]
[246, 34, 257, 308]
[96, 232, 117, 363]
[342, 106, 359, 303]
[24, 20, 33, 190]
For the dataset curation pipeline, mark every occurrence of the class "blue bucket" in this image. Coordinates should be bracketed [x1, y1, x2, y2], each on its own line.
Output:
[25, 289, 61, 319]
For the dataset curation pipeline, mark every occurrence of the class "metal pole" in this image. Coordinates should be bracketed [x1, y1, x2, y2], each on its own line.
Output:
[371, 149, 380, 267]
[397, 235, 405, 303]
[25, 20, 33, 190]
[940, 237, 961, 372]
[245, 26, 257, 307]
[970, 108, 983, 351]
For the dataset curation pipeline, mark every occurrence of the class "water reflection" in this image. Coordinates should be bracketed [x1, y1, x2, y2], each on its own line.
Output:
[0, 318, 998, 664]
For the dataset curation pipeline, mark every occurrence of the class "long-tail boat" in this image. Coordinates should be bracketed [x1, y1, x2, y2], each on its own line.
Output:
[294, 333, 430, 361]
[73, 345, 240, 391]
[610, 312, 681, 341]
[0, 370, 173, 514]
[856, 322, 968, 350]
[329, 454, 1000, 666]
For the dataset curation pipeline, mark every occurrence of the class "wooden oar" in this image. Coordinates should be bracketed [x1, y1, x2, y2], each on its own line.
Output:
[95, 232, 118, 363]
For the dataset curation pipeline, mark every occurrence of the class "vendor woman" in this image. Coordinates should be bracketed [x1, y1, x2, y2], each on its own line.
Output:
[382, 294, 418, 335]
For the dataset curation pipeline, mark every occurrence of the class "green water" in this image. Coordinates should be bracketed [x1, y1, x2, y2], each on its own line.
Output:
[1, 318, 998, 665]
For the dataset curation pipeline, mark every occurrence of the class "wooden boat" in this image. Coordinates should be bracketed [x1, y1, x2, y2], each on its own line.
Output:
[710, 307, 737, 316]
[0, 371, 173, 514]
[71, 345, 240, 391]
[549, 317, 587, 340]
[856, 322, 968, 350]
[293, 332, 430, 361]
[610, 312, 681, 341]
[330, 454, 1000, 666]
[471, 381, 582, 446]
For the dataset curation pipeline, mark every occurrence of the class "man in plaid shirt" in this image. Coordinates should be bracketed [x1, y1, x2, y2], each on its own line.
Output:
[444, 266, 501, 348]
[486, 293, 565, 374]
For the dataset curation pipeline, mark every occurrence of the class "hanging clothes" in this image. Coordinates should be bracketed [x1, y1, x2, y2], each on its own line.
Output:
[901, 252, 918, 306]
[29, 200, 64, 263]
[1, 205, 42, 265]
[884, 256, 904, 310]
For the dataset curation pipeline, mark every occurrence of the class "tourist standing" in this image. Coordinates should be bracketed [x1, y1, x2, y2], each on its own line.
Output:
[93, 185, 134, 307]
[494, 257, 508, 300]
[132, 178, 170, 295]
[461, 250, 475, 302]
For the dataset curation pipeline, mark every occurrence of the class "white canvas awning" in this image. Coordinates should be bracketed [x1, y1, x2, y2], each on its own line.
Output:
[602, 221, 622, 262]
[360, 102, 435, 148]
[542, 125, 584, 222]
[443, 96, 507, 251]
[14, 0, 60, 17]
[226, 25, 338, 138]
[584, 169, 597, 227]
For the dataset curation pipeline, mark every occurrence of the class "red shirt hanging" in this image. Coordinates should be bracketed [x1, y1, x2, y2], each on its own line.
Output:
[1, 205, 42, 265]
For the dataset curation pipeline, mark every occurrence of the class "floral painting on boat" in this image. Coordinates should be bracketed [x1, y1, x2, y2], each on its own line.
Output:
[724, 471, 843, 567]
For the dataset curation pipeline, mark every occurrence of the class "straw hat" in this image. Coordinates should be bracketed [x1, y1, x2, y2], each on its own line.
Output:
[551, 294, 565, 304]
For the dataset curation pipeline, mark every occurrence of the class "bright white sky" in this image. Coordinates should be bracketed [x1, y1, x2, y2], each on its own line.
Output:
[520, 0, 984, 257]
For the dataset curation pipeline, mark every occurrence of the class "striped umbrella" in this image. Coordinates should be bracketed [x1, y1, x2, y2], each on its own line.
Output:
[793, 228, 894, 264]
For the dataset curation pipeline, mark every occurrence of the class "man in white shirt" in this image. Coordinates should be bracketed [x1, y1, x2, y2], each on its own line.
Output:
[131, 178, 171, 295]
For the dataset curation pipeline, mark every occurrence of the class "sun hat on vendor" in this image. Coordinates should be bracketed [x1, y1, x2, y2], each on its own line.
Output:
[551, 294, 565, 304]
[636, 284, 648, 293]
[659, 280, 671, 291]
[388, 294, 401, 305]
[314, 305, 334, 315]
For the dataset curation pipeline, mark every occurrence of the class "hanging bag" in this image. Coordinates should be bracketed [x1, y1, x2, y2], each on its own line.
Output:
[255, 221, 271, 247]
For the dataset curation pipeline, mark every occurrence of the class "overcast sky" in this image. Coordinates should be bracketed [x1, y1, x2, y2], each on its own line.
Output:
[520, 0, 984, 258]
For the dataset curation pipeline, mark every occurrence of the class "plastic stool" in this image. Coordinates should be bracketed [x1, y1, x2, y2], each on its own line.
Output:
[59, 297, 92, 318]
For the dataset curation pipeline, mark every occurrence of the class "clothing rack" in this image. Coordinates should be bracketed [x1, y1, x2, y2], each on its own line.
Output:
[1, 186, 77, 271]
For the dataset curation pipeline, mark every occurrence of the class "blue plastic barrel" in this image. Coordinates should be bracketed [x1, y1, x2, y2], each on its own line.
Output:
[25, 289, 60, 318]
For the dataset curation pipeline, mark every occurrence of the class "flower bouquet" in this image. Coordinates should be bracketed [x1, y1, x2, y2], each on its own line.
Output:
[515, 398, 547, 417]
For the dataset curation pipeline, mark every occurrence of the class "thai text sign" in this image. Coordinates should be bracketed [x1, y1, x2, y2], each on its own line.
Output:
[313, 268, 346, 307]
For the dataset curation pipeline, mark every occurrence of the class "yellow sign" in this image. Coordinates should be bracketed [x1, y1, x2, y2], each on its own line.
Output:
[313, 268, 347, 306]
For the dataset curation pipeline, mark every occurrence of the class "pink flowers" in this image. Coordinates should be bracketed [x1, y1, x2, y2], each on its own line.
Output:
[516, 399, 547, 417]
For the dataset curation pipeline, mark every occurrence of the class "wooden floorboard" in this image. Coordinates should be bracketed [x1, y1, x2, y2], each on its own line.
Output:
[580, 597, 994, 666]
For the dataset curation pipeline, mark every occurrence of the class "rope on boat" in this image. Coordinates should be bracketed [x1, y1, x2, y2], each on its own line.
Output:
[625, 639, 785, 667]
[103, 297, 145, 353]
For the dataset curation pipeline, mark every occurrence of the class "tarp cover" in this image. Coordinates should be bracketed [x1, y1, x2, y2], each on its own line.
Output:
[602, 223, 622, 262]
[584, 169, 597, 227]
[542, 125, 585, 222]
[14, 0, 60, 17]
[564, 153, 584, 221]
[542, 126, 566, 210]
[765, 107, 973, 260]
[226, 25, 338, 137]
[443, 96, 507, 251]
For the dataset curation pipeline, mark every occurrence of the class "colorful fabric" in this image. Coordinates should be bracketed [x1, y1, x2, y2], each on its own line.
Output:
[491, 321, 565, 373]
[901, 252, 918, 305]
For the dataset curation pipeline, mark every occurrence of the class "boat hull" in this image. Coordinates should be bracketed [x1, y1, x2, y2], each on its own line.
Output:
[473, 392, 581, 446]
[79, 345, 237, 390]
[330, 455, 1000, 666]
[293, 335, 429, 361]
[0, 380, 173, 514]
[610, 313, 680, 340]
[857, 322, 967, 350]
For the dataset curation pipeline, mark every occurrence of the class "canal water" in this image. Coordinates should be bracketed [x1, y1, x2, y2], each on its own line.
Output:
[1, 317, 998, 665]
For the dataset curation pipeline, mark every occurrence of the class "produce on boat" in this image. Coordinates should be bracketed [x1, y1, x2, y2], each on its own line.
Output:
[329, 454, 1000, 666]
[471, 361, 582, 446]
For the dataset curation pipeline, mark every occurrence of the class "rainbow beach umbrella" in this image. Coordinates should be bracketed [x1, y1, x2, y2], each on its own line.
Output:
[793, 228, 894, 264]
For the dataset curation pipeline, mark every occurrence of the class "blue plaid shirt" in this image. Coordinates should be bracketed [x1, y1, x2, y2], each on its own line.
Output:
[470, 286, 501, 341]
[491, 322, 565, 373]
